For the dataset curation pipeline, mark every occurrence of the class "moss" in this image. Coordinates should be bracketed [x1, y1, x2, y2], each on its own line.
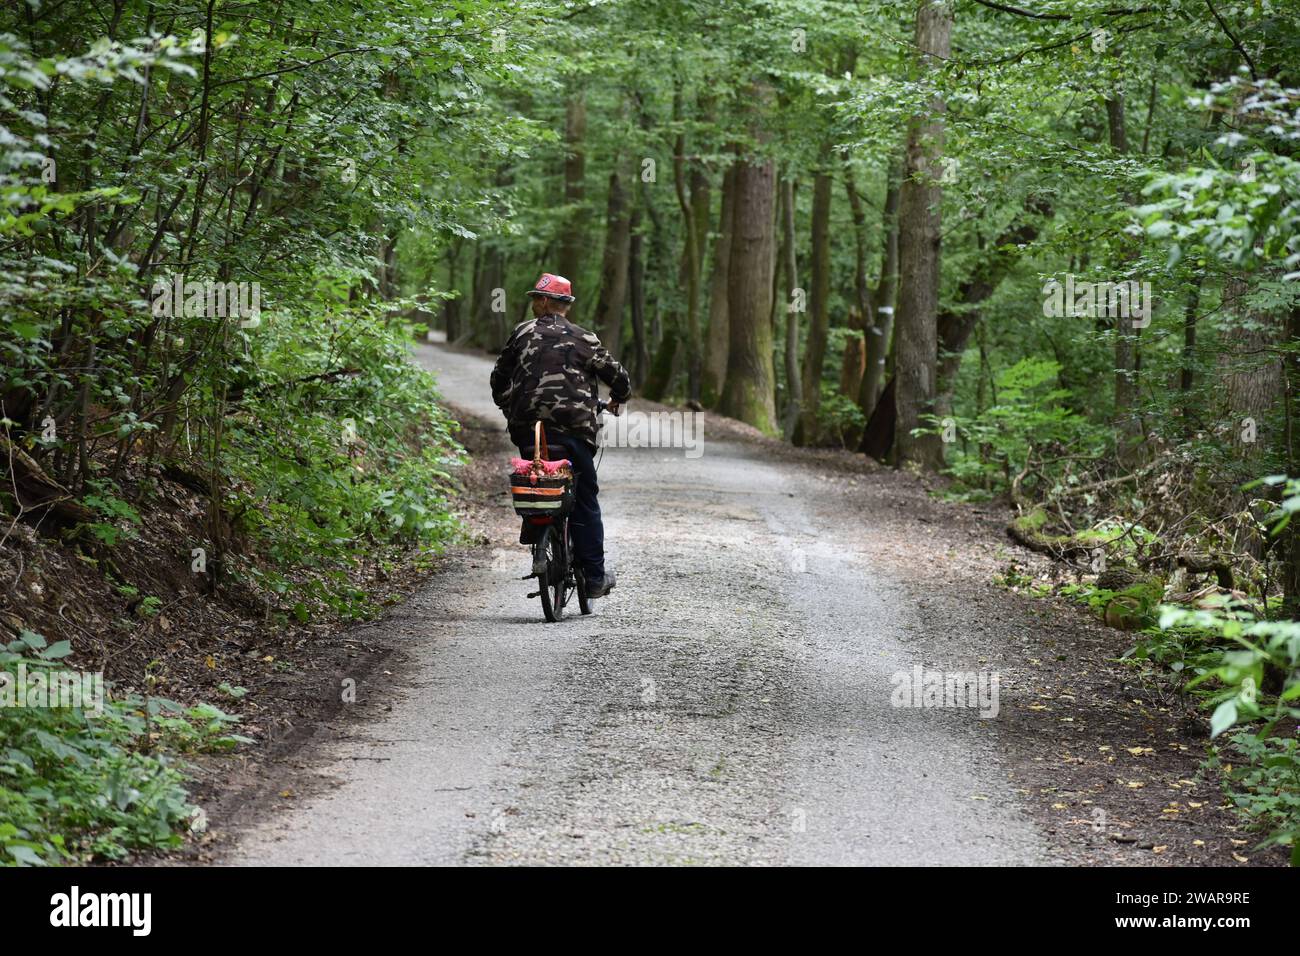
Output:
[1015, 507, 1050, 533]
[1103, 579, 1164, 631]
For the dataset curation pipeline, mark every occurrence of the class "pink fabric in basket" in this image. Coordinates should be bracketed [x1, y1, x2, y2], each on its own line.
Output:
[511, 457, 572, 476]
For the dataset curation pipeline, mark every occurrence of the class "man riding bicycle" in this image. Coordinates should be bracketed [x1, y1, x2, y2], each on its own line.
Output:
[490, 273, 631, 598]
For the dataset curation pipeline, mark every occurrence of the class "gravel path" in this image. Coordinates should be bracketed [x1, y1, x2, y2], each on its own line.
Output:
[229, 343, 1052, 866]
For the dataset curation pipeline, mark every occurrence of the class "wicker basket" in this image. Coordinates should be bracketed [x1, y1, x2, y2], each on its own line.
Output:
[509, 421, 575, 517]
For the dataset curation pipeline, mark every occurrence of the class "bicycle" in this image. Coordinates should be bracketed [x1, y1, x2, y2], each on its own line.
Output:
[525, 503, 590, 622]
[519, 400, 615, 622]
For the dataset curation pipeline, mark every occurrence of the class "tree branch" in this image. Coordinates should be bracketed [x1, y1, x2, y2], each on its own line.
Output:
[1203, 0, 1258, 81]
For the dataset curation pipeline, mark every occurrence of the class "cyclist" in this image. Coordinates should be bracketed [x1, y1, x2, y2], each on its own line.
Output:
[490, 273, 631, 598]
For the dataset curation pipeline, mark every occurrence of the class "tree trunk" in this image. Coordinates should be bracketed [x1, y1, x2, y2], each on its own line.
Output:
[1181, 275, 1202, 437]
[844, 159, 871, 329]
[935, 199, 1049, 418]
[443, 238, 462, 341]
[859, 154, 902, 425]
[840, 332, 867, 403]
[688, 162, 710, 404]
[377, 231, 398, 300]
[473, 245, 507, 350]
[558, 92, 587, 283]
[796, 169, 833, 445]
[862, 197, 1048, 452]
[719, 85, 778, 434]
[780, 177, 802, 440]
[628, 200, 649, 390]
[1282, 303, 1300, 618]
[593, 165, 632, 357]
[467, 240, 484, 343]
[1220, 276, 1282, 463]
[893, 0, 951, 470]
[861, 376, 897, 461]
[672, 93, 704, 403]
[1108, 93, 1143, 463]
[643, 327, 680, 402]
[703, 163, 737, 407]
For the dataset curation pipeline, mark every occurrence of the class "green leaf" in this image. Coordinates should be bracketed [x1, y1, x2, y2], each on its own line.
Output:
[18, 631, 46, 651]
[1209, 700, 1239, 739]
[42, 641, 73, 660]
[8, 845, 45, 866]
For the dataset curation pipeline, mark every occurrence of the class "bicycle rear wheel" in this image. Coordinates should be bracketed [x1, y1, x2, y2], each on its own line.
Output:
[537, 522, 567, 622]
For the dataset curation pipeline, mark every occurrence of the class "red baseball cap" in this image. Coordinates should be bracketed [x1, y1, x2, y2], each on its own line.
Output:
[525, 272, 575, 302]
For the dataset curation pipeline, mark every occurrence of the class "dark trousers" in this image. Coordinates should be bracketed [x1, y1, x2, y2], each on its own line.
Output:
[518, 427, 605, 579]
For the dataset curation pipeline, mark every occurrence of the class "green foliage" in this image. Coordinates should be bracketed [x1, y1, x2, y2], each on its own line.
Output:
[1159, 599, 1300, 738]
[815, 386, 865, 449]
[224, 300, 465, 604]
[1136, 77, 1300, 275]
[1, 4, 482, 621]
[81, 481, 143, 547]
[1156, 477, 1300, 736]
[1257, 474, 1300, 532]
[1149, 471, 1300, 856]
[0, 632, 199, 865]
[146, 700, 253, 754]
[939, 358, 1101, 494]
[1209, 731, 1300, 862]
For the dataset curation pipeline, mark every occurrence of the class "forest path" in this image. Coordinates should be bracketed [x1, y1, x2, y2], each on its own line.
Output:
[228, 343, 1051, 865]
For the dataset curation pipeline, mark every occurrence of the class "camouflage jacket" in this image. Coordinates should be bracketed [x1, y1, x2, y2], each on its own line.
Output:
[490, 312, 631, 451]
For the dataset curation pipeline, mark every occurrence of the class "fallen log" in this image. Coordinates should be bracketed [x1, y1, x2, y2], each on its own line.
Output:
[1176, 552, 1234, 590]
[1005, 507, 1092, 561]
[0, 434, 95, 526]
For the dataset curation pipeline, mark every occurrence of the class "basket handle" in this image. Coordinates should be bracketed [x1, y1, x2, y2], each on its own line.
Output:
[533, 421, 547, 464]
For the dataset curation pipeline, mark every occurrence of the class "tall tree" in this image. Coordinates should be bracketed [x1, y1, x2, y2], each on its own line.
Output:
[558, 91, 588, 283]
[893, 0, 951, 470]
[719, 89, 778, 434]
[703, 163, 737, 406]
[593, 164, 632, 357]
[673, 89, 705, 403]
[779, 176, 802, 440]
[627, 198, 649, 389]
[1107, 91, 1143, 463]
[858, 155, 901, 425]
[1220, 276, 1283, 464]
[796, 167, 833, 445]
